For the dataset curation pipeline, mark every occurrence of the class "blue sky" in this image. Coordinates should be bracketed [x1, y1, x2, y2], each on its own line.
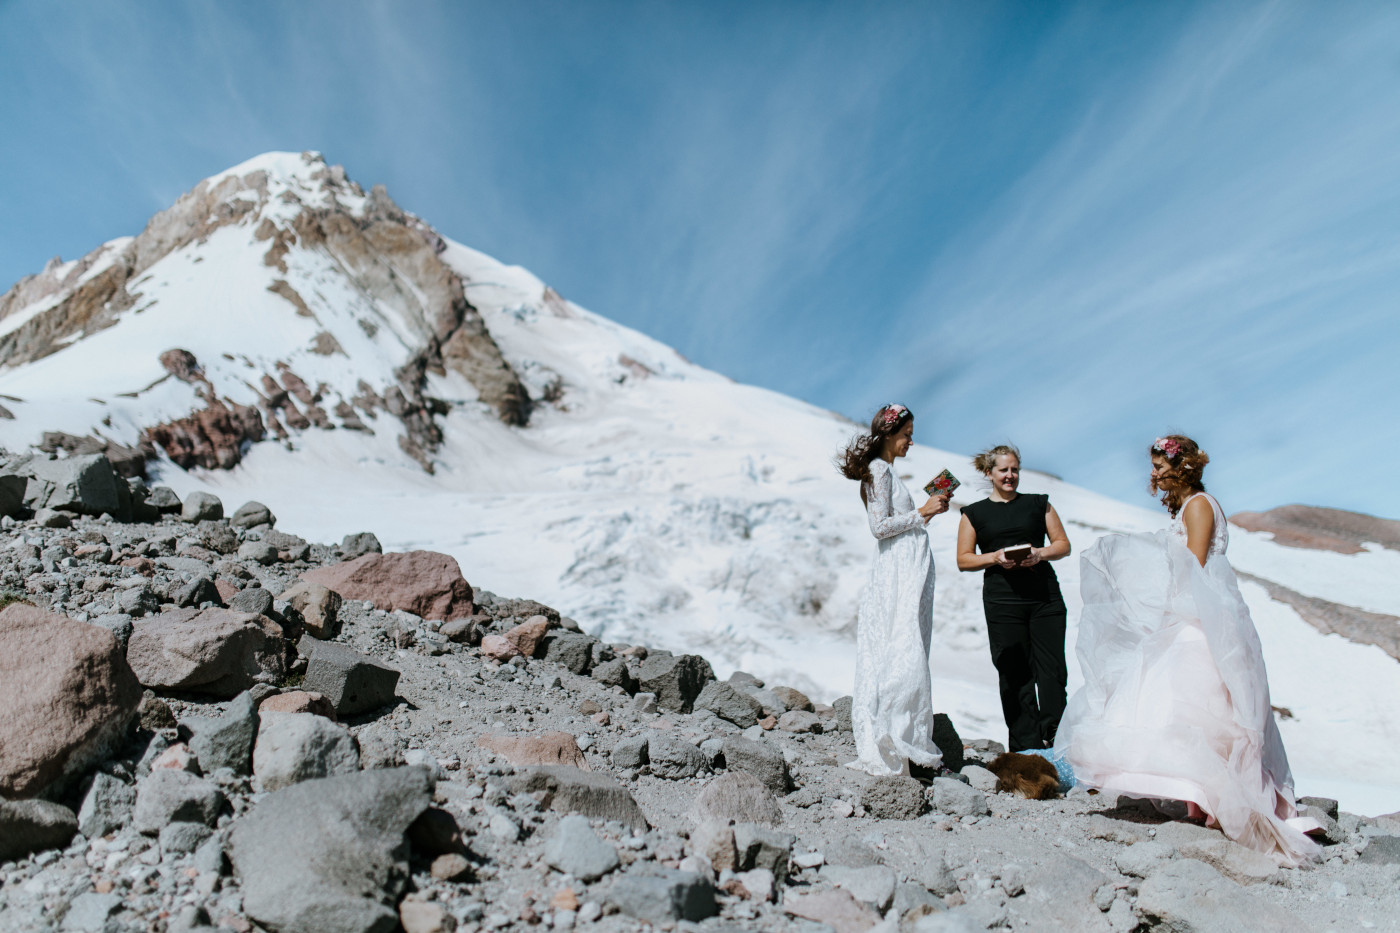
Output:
[2, 1, 1398, 518]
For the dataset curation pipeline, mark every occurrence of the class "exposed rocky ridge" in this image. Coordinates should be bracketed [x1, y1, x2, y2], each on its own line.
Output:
[1, 452, 1398, 933]
[1238, 571, 1400, 664]
[1231, 504, 1400, 555]
[0, 151, 532, 473]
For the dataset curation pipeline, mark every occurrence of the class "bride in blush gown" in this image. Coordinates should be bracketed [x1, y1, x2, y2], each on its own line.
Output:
[1054, 435, 1319, 865]
[836, 404, 951, 775]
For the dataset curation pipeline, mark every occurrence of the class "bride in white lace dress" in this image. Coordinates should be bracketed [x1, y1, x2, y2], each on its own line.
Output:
[1054, 435, 1319, 864]
[837, 404, 951, 775]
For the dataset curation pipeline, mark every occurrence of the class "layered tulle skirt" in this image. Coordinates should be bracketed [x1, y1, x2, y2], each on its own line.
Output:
[1054, 531, 1319, 865]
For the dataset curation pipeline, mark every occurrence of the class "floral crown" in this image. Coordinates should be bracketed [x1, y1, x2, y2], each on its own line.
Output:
[879, 403, 909, 427]
[1153, 436, 1182, 458]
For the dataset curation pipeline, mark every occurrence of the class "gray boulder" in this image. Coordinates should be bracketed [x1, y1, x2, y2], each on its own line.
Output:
[591, 657, 636, 693]
[636, 653, 715, 713]
[23, 454, 129, 520]
[542, 631, 595, 675]
[132, 769, 224, 834]
[230, 767, 434, 933]
[1137, 858, 1307, 932]
[1359, 834, 1400, 865]
[694, 681, 764, 728]
[822, 864, 897, 912]
[238, 540, 279, 565]
[647, 733, 706, 780]
[689, 771, 782, 827]
[185, 691, 259, 774]
[147, 486, 182, 513]
[159, 820, 213, 856]
[253, 712, 361, 791]
[90, 613, 134, 650]
[929, 777, 988, 818]
[228, 586, 275, 617]
[230, 501, 276, 529]
[300, 638, 400, 715]
[62, 891, 123, 932]
[116, 584, 159, 618]
[544, 814, 621, 881]
[720, 735, 791, 794]
[341, 532, 382, 558]
[1115, 841, 1176, 878]
[611, 735, 649, 770]
[181, 491, 223, 522]
[510, 766, 649, 831]
[0, 799, 78, 861]
[733, 822, 794, 884]
[833, 695, 853, 732]
[78, 772, 136, 838]
[174, 575, 223, 609]
[861, 775, 925, 820]
[608, 869, 717, 924]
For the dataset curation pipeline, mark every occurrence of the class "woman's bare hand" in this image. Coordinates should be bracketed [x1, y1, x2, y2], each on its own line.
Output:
[919, 494, 950, 521]
[994, 548, 1019, 569]
[1018, 547, 1043, 568]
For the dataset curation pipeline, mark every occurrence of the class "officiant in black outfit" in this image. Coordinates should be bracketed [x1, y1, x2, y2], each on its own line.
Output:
[956, 444, 1072, 751]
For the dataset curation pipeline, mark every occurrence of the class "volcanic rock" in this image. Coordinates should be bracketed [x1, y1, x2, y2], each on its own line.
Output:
[126, 607, 285, 697]
[0, 604, 142, 797]
[299, 637, 401, 715]
[300, 550, 473, 621]
[229, 766, 434, 933]
[253, 712, 361, 790]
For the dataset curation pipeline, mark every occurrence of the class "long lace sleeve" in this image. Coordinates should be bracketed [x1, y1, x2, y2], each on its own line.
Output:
[865, 462, 925, 540]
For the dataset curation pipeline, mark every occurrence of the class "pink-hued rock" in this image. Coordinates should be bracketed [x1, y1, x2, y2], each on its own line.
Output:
[479, 634, 520, 662]
[125, 608, 285, 698]
[503, 616, 551, 658]
[258, 690, 337, 721]
[214, 579, 241, 605]
[477, 732, 592, 771]
[299, 551, 472, 622]
[783, 889, 881, 933]
[150, 743, 199, 773]
[0, 604, 142, 798]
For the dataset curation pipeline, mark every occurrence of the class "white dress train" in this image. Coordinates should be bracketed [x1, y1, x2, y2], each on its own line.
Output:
[1053, 492, 1319, 865]
[848, 458, 944, 776]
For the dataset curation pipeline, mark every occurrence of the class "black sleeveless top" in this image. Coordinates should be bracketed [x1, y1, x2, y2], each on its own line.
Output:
[962, 493, 1061, 601]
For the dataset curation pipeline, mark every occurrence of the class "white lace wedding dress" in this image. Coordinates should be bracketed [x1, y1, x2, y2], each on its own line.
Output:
[1054, 492, 1319, 864]
[848, 458, 944, 776]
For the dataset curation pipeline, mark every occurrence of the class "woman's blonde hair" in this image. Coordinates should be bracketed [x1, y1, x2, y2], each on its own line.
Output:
[973, 444, 1021, 475]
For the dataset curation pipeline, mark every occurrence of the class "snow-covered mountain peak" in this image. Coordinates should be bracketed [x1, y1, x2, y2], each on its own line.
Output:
[2, 154, 1398, 813]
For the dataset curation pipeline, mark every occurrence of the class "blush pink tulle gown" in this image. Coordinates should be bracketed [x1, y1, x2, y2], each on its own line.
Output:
[1054, 493, 1319, 865]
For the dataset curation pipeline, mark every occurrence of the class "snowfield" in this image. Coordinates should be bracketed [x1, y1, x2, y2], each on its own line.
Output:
[2, 153, 1397, 816]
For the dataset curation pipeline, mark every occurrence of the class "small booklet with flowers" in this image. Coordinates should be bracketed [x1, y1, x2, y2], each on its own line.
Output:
[924, 469, 960, 499]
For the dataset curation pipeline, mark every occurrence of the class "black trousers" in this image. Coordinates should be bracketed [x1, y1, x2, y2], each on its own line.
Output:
[984, 595, 1068, 752]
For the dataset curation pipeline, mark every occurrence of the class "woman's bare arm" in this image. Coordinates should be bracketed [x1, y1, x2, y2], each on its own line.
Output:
[1020, 502, 1072, 567]
[957, 513, 1014, 570]
[1181, 495, 1214, 567]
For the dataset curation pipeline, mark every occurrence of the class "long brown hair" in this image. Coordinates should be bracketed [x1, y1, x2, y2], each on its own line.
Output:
[1149, 434, 1208, 517]
[837, 404, 913, 496]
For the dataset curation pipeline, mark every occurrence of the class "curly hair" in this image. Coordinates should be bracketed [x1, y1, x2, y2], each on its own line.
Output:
[837, 404, 913, 491]
[1149, 434, 1208, 517]
[973, 444, 1021, 475]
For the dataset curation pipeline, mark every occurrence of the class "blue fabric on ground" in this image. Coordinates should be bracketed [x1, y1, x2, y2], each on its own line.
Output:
[1017, 748, 1076, 793]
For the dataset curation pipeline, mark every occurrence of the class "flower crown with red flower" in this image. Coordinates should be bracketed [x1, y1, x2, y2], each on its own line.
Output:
[1153, 436, 1182, 458]
[879, 404, 909, 428]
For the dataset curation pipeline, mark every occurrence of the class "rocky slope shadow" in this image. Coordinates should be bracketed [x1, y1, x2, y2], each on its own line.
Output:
[1, 451, 1398, 933]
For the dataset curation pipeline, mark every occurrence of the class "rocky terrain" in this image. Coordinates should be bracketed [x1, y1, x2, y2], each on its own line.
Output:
[3, 451, 1399, 933]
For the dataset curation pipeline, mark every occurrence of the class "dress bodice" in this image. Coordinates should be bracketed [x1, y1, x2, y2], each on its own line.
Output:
[863, 459, 925, 541]
[1169, 492, 1229, 557]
